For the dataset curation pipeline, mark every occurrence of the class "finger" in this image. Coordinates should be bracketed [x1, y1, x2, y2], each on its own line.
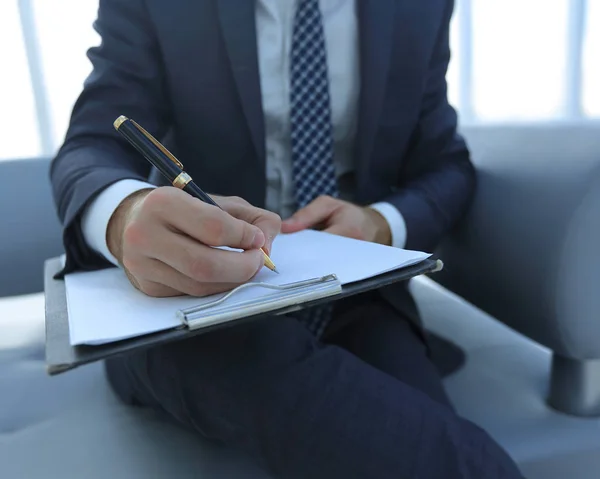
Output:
[149, 230, 265, 284]
[219, 197, 281, 255]
[133, 258, 243, 297]
[281, 196, 339, 233]
[145, 188, 265, 250]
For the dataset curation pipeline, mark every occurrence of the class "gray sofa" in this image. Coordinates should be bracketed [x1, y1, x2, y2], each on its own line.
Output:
[1, 123, 600, 478]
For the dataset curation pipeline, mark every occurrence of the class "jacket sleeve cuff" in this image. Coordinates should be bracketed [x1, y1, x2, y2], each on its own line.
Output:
[368, 202, 407, 249]
[80, 179, 156, 266]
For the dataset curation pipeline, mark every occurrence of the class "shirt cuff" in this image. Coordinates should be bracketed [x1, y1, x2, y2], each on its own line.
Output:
[81, 179, 156, 266]
[368, 202, 407, 249]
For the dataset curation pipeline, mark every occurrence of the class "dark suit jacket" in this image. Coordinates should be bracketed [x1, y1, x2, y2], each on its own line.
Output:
[50, 0, 475, 323]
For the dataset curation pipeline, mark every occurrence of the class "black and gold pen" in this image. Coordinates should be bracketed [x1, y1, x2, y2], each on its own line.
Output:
[113, 115, 279, 273]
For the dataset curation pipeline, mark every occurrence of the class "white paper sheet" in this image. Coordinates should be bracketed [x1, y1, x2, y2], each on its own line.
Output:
[65, 230, 430, 345]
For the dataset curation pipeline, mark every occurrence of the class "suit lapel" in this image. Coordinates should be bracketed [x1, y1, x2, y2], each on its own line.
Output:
[216, 0, 265, 163]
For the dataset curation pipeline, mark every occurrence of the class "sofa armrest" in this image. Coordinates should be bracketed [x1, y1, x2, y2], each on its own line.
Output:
[0, 158, 64, 297]
[435, 124, 600, 360]
[434, 123, 600, 416]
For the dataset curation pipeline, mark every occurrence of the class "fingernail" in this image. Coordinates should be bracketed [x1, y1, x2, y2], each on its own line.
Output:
[252, 230, 265, 248]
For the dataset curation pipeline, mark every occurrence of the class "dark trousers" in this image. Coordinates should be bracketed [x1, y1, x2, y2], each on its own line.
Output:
[105, 295, 523, 479]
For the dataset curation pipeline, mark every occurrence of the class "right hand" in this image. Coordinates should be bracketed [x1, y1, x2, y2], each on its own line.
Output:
[106, 187, 281, 298]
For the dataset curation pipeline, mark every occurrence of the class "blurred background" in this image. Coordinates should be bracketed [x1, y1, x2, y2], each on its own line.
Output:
[0, 0, 598, 163]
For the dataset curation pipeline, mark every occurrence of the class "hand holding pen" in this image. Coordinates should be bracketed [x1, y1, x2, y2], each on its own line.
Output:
[104, 116, 281, 299]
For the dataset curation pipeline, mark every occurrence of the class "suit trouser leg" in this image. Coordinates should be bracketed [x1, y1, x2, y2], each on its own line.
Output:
[105, 299, 523, 479]
[324, 299, 453, 408]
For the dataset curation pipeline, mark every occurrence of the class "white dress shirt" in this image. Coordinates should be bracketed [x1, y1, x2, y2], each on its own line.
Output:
[81, 0, 407, 266]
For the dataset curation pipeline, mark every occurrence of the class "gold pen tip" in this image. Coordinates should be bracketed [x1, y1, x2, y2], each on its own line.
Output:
[262, 250, 278, 273]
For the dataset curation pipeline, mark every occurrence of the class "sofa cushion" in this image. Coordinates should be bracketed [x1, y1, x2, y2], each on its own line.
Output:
[0, 293, 272, 479]
[411, 276, 600, 479]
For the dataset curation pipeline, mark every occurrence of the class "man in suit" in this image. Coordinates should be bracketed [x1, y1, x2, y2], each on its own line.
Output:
[50, 0, 523, 477]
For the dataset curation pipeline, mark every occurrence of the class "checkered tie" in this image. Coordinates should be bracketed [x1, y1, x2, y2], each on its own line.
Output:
[289, 0, 338, 337]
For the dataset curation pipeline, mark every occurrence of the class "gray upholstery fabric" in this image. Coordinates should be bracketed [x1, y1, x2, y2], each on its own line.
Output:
[0, 159, 63, 297]
[437, 124, 600, 359]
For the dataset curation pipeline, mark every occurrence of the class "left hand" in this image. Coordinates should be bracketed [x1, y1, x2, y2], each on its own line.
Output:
[281, 195, 392, 246]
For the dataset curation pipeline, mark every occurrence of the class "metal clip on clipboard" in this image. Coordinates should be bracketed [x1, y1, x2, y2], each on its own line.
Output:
[176, 275, 342, 330]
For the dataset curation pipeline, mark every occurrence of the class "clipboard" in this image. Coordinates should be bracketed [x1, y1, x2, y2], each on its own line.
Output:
[44, 256, 442, 375]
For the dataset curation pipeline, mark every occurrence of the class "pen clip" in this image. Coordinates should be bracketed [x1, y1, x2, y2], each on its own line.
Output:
[130, 119, 184, 170]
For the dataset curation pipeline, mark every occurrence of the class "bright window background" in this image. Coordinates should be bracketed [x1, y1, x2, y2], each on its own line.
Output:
[33, 0, 100, 149]
[472, 0, 569, 121]
[0, 1, 42, 158]
[583, 0, 600, 116]
[0, 0, 598, 161]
